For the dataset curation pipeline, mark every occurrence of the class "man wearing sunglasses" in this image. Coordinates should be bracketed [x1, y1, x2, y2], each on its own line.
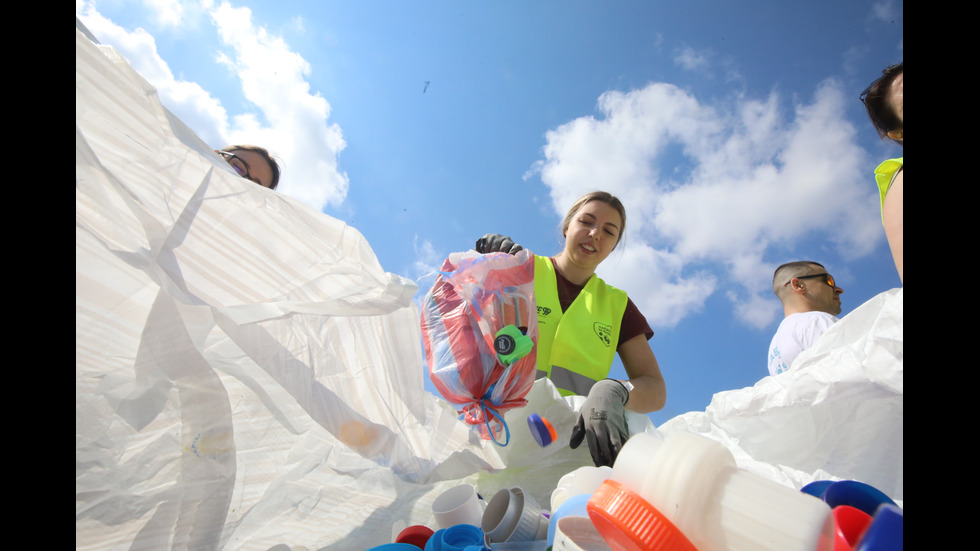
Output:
[767, 261, 845, 377]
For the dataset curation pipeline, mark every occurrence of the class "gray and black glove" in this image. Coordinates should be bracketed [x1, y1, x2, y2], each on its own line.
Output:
[569, 379, 630, 467]
[475, 233, 524, 255]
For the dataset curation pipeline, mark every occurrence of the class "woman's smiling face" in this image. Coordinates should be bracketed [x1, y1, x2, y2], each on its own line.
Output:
[562, 200, 623, 271]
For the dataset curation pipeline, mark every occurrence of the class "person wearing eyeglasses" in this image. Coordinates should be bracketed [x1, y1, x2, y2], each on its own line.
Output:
[860, 62, 903, 283]
[215, 144, 282, 190]
[474, 191, 667, 468]
[767, 261, 845, 377]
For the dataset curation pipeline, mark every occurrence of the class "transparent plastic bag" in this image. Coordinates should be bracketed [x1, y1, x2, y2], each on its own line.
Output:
[420, 250, 539, 444]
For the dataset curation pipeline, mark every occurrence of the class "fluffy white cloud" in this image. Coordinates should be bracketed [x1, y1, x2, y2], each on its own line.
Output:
[143, 0, 189, 28]
[598, 242, 717, 329]
[532, 80, 881, 329]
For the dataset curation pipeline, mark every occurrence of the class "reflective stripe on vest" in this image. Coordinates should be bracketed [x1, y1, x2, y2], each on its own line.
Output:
[535, 365, 603, 396]
[533, 255, 628, 396]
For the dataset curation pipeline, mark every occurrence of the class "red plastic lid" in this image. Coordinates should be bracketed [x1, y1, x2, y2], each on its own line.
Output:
[395, 524, 434, 548]
[832, 506, 872, 551]
[586, 479, 697, 551]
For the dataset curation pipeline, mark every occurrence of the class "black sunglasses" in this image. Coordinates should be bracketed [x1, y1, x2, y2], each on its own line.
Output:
[783, 273, 836, 288]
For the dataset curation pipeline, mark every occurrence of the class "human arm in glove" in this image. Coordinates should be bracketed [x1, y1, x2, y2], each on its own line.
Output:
[569, 335, 667, 467]
[475, 233, 524, 255]
[569, 379, 631, 467]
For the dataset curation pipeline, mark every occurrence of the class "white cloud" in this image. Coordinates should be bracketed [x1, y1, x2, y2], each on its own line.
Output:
[143, 0, 188, 28]
[76, 1, 349, 212]
[411, 236, 448, 308]
[871, 1, 898, 23]
[532, 80, 881, 329]
[726, 288, 779, 329]
[412, 236, 444, 278]
[598, 242, 717, 329]
[673, 45, 711, 74]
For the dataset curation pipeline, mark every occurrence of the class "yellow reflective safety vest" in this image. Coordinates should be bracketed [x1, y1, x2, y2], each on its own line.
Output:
[874, 157, 903, 223]
[534, 255, 628, 397]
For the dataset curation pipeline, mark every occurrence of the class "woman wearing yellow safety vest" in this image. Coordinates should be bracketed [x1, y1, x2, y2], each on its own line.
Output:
[860, 62, 903, 284]
[475, 191, 667, 467]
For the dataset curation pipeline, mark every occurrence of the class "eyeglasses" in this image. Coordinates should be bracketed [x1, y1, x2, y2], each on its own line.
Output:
[218, 150, 260, 185]
[783, 273, 836, 288]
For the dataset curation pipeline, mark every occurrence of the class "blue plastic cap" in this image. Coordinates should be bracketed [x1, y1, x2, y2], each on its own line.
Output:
[854, 503, 903, 551]
[527, 413, 554, 447]
[425, 529, 444, 551]
[440, 524, 484, 551]
[800, 480, 835, 499]
[824, 480, 898, 516]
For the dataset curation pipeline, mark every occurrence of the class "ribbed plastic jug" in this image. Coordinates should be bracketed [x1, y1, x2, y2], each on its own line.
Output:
[601, 432, 835, 551]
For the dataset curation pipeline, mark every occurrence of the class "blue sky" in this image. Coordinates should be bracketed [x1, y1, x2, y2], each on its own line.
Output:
[76, 0, 903, 427]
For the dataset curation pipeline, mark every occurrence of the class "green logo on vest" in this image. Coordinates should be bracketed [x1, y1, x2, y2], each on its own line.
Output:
[593, 322, 612, 347]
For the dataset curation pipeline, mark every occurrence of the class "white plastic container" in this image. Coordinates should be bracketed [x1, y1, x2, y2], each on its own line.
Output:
[482, 487, 549, 544]
[604, 432, 834, 551]
[551, 466, 613, 511]
[432, 484, 486, 530]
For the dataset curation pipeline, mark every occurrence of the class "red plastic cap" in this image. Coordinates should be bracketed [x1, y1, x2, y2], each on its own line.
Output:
[586, 479, 697, 551]
[395, 524, 434, 548]
[832, 506, 872, 551]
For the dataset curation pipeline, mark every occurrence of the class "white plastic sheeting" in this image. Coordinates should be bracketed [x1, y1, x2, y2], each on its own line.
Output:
[658, 288, 903, 505]
[76, 19, 902, 550]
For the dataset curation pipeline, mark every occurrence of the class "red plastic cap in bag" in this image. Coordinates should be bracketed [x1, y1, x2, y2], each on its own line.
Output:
[586, 479, 697, 551]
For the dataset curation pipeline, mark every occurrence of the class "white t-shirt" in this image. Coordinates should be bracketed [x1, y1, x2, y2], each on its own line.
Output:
[767, 311, 838, 376]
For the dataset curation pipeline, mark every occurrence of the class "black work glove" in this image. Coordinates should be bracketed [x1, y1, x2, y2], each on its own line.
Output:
[475, 233, 524, 255]
[569, 379, 630, 467]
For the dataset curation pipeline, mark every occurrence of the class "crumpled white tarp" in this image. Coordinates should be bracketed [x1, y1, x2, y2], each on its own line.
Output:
[76, 19, 902, 550]
[659, 288, 903, 505]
